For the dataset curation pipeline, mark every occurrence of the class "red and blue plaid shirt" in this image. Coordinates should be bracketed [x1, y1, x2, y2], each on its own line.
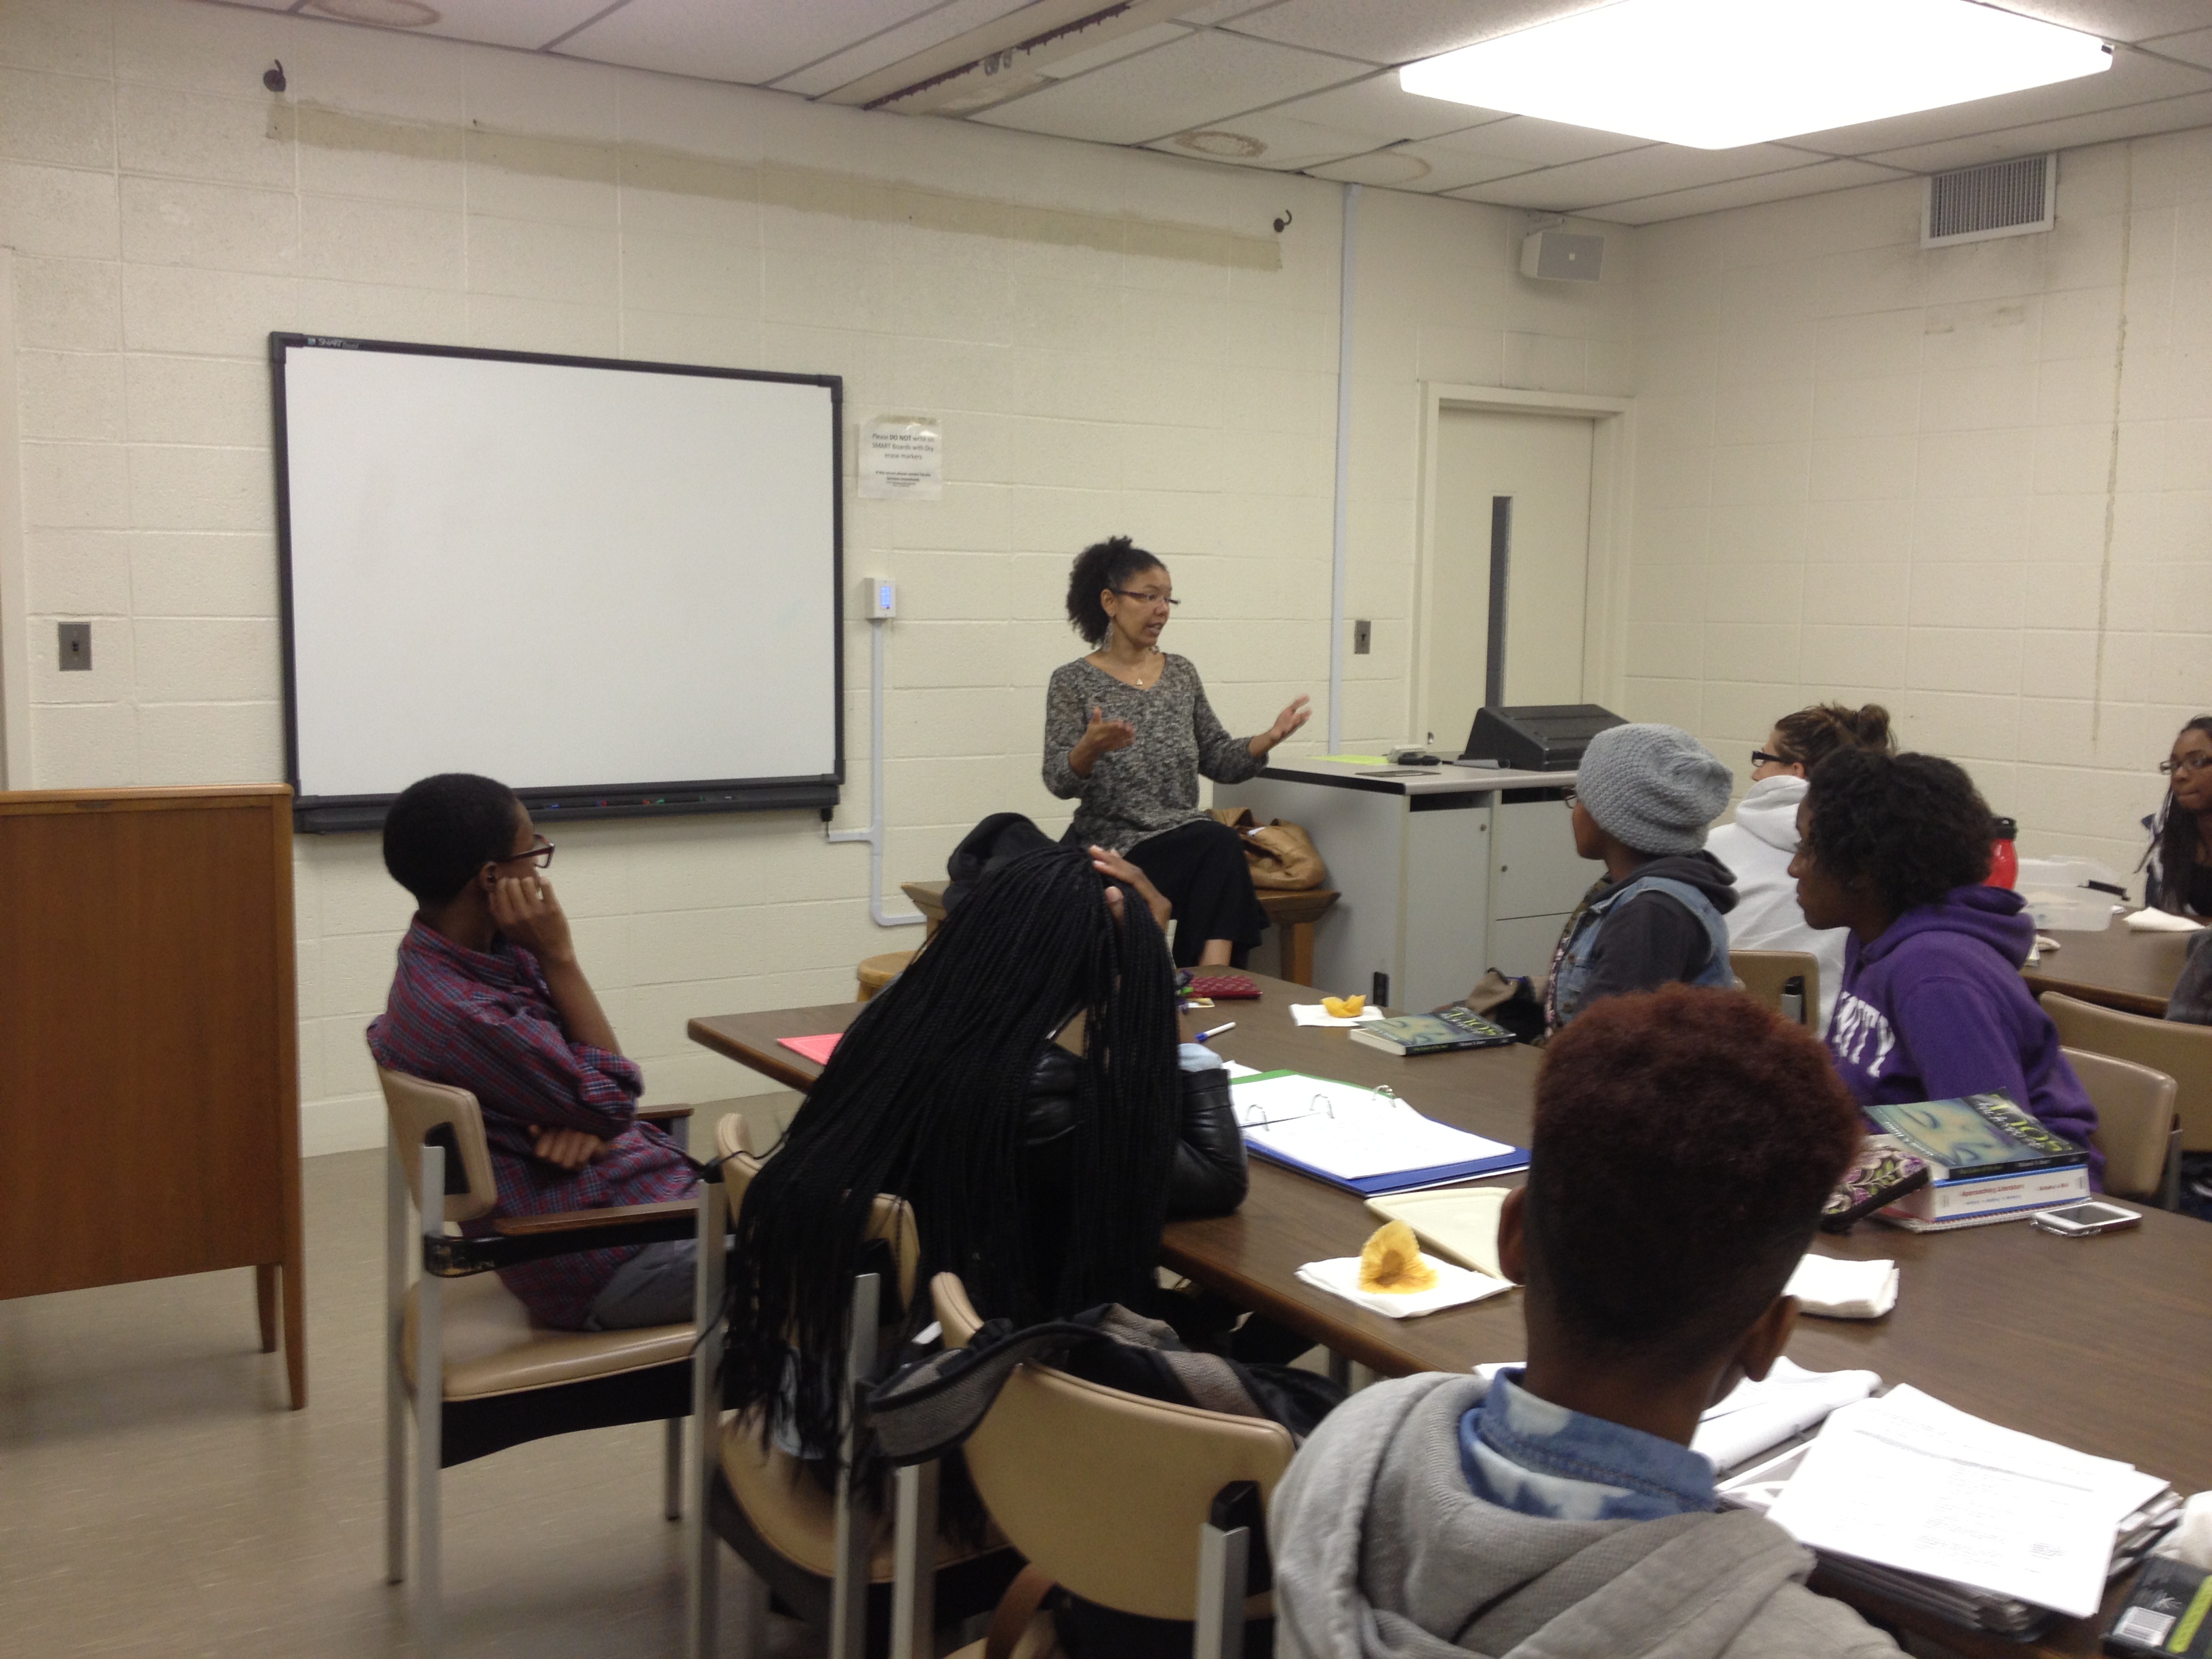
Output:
[367, 918, 695, 1329]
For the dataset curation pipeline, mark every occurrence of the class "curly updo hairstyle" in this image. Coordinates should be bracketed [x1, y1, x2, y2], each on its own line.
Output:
[1802, 747, 1994, 916]
[1770, 701, 1894, 771]
[1064, 535, 1167, 647]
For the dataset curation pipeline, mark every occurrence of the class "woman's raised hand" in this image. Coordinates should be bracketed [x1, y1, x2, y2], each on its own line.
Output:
[1091, 844, 1174, 930]
[1070, 703, 1138, 777]
[1254, 695, 1313, 754]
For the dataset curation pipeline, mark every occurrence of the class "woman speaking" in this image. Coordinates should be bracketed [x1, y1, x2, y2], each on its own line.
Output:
[1043, 535, 1310, 968]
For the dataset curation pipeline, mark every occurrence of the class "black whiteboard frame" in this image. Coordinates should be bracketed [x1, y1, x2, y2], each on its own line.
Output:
[270, 333, 844, 834]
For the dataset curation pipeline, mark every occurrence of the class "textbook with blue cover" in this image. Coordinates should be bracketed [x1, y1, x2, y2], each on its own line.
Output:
[1227, 1070, 1530, 1195]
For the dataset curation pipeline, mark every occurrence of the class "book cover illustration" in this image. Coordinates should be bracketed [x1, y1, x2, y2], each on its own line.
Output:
[1864, 1091, 2085, 1176]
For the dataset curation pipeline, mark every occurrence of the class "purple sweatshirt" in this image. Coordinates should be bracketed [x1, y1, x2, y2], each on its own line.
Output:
[1826, 884, 2101, 1181]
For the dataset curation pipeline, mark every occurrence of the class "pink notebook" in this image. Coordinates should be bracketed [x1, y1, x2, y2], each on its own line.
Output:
[776, 1033, 842, 1065]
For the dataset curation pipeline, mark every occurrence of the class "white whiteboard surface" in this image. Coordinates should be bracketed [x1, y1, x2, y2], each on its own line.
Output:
[277, 340, 839, 809]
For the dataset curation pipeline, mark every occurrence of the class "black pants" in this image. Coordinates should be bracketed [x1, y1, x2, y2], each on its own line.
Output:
[1124, 818, 1269, 968]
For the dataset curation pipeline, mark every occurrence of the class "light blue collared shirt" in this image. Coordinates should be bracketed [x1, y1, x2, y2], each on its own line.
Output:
[1458, 1369, 1717, 1523]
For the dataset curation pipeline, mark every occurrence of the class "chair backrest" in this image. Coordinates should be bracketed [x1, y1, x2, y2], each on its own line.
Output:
[375, 1065, 499, 1224]
[717, 1111, 920, 1314]
[1729, 949, 1820, 1026]
[2063, 1046, 2177, 1200]
[2043, 991, 2212, 1153]
[931, 1272, 1295, 1621]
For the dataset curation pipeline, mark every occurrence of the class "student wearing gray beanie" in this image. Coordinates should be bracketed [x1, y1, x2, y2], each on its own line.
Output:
[1543, 724, 1739, 1033]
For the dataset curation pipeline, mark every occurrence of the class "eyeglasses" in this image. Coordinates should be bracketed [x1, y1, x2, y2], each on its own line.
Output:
[490, 836, 556, 870]
[1109, 588, 1179, 608]
[1561, 786, 1578, 806]
[1750, 750, 1793, 769]
[2160, 756, 2212, 776]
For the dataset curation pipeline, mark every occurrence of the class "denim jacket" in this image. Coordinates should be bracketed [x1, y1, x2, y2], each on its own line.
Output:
[1549, 870, 1734, 1031]
[1459, 1368, 1717, 1522]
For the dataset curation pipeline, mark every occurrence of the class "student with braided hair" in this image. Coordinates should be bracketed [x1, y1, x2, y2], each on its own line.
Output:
[721, 843, 1251, 1467]
[1705, 702, 1893, 1032]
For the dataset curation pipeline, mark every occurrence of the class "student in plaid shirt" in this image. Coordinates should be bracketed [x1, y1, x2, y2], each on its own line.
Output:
[368, 773, 699, 1331]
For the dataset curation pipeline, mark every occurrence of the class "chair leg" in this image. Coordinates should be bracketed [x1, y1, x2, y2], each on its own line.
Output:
[828, 1273, 881, 1659]
[2163, 1126, 2184, 1212]
[688, 1176, 729, 1659]
[416, 1145, 447, 1659]
[386, 1143, 409, 1586]
[890, 1461, 939, 1659]
[1194, 1486, 1254, 1659]
[665, 1418, 684, 1522]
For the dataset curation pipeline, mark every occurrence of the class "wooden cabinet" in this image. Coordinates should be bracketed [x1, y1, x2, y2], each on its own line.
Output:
[0, 785, 304, 1408]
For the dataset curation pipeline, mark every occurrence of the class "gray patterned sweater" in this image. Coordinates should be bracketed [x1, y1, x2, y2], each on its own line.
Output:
[1042, 654, 1262, 853]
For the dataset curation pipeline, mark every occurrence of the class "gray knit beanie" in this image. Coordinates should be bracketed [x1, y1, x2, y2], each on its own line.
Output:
[1575, 723, 1732, 855]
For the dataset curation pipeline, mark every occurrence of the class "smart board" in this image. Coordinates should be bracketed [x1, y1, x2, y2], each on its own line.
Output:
[272, 335, 841, 832]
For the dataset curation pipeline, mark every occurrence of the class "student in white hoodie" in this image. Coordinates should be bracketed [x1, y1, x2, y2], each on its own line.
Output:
[1704, 704, 1892, 1033]
[1271, 987, 1900, 1659]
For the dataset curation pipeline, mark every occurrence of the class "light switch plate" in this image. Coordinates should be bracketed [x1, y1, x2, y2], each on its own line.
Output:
[58, 621, 90, 671]
[1353, 618, 1371, 655]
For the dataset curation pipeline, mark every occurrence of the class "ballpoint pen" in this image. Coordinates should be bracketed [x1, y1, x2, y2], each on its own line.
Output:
[1195, 1021, 1237, 1044]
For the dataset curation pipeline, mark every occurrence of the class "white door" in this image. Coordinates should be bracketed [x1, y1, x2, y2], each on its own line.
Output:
[1420, 409, 1595, 749]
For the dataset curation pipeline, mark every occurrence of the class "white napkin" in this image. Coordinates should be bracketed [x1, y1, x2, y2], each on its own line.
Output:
[1786, 1254, 1898, 1319]
[2127, 907, 2204, 933]
[1290, 1003, 1387, 1027]
[1296, 1254, 1514, 1319]
[1694, 1357, 1883, 1472]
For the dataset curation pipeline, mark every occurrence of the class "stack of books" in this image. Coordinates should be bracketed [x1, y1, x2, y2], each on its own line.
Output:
[1862, 1092, 2091, 1231]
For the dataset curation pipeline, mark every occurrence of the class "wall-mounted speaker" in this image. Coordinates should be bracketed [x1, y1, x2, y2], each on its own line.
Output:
[1519, 229, 1603, 283]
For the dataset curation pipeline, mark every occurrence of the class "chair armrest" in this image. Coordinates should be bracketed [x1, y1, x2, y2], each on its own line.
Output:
[638, 1104, 693, 1125]
[492, 1199, 699, 1237]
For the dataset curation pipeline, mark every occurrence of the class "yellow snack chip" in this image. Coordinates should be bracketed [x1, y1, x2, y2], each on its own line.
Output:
[1357, 1219, 1438, 1294]
[1322, 994, 1367, 1019]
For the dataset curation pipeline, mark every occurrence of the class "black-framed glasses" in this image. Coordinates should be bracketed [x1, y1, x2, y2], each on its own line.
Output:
[1109, 588, 1179, 607]
[1561, 785, 1578, 806]
[2159, 756, 2212, 776]
[1750, 749, 1793, 769]
[491, 836, 556, 870]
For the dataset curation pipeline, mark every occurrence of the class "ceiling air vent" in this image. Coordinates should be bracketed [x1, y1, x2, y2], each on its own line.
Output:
[1923, 154, 2055, 248]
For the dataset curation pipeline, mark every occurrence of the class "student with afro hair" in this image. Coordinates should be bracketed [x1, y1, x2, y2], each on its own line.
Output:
[1790, 747, 2097, 1170]
[1273, 987, 1902, 1658]
[367, 773, 699, 1331]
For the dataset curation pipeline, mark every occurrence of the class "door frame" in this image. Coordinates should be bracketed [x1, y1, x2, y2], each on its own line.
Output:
[1412, 384, 1635, 747]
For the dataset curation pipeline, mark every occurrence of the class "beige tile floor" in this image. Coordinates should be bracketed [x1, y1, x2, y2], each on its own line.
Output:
[1, 1098, 823, 1659]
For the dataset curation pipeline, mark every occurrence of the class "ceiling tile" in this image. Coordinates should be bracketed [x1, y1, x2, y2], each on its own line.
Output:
[1145, 106, 1376, 168]
[968, 26, 1367, 144]
[1221, 0, 1611, 67]
[771, 0, 1037, 97]
[1414, 111, 1644, 166]
[1862, 86, 2212, 171]
[1786, 43, 2212, 157]
[1036, 20, 1191, 77]
[1564, 158, 1916, 225]
[554, 0, 952, 86]
[1376, 138, 1549, 191]
[1176, 0, 1282, 21]
[1263, 70, 1517, 141]
[1442, 142, 1816, 213]
[1305, 145, 1454, 185]
[2140, 24, 2212, 68]
[295, 0, 611, 46]
[1992, 1, 2212, 45]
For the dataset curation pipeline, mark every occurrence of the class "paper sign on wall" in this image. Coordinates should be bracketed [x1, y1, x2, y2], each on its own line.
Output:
[859, 415, 943, 499]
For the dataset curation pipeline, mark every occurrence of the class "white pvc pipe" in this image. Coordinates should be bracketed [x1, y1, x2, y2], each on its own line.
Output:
[827, 619, 925, 929]
[1328, 183, 1360, 754]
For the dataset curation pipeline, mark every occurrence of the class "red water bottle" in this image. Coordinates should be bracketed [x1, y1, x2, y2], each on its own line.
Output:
[1988, 815, 2018, 888]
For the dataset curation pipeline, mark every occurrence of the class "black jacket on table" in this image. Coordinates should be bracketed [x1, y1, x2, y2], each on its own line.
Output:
[1021, 1044, 1248, 1219]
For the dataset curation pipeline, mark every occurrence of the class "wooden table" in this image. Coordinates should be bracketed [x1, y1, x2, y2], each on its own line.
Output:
[2023, 923, 2194, 1019]
[899, 879, 1340, 987]
[690, 976, 2212, 1658]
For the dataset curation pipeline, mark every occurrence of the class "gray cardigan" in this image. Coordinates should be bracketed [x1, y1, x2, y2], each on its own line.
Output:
[1042, 654, 1261, 853]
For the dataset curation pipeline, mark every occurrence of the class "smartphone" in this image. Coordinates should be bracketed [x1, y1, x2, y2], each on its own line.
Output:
[2031, 1201, 2143, 1237]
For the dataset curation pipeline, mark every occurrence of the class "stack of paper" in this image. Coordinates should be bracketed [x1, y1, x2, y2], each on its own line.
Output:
[1693, 1358, 1881, 1473]
[1229, 1071, 1528, 1195]
[1754, 1386, 2171, 1620]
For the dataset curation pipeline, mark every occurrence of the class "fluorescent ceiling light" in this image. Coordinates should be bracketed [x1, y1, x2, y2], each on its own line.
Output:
[1399, 0, 2112, 150]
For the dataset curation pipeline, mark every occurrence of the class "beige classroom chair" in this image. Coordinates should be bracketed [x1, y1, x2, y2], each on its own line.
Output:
[933, 1271, 1295, 1659]
[1729, 949, 1820, 1027]
[689, 1115, 1015, 1659]
[2043, 991, 2212, 1153]
[2064, 1046, 2181, 1207]
[378, 1065, 702, 1659]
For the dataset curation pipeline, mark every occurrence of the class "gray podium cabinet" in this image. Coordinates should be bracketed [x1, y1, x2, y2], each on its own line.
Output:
[1215, 760, 1594, 1012]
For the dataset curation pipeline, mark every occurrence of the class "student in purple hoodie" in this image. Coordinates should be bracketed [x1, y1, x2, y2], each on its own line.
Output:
[1788, 748, 2100, 1174]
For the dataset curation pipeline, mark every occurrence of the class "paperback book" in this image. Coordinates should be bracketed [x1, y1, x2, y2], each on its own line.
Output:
[1347, 1006, 1515, 1056]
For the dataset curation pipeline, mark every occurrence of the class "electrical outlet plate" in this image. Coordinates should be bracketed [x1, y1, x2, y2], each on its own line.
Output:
[58, 621, 90, 671]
